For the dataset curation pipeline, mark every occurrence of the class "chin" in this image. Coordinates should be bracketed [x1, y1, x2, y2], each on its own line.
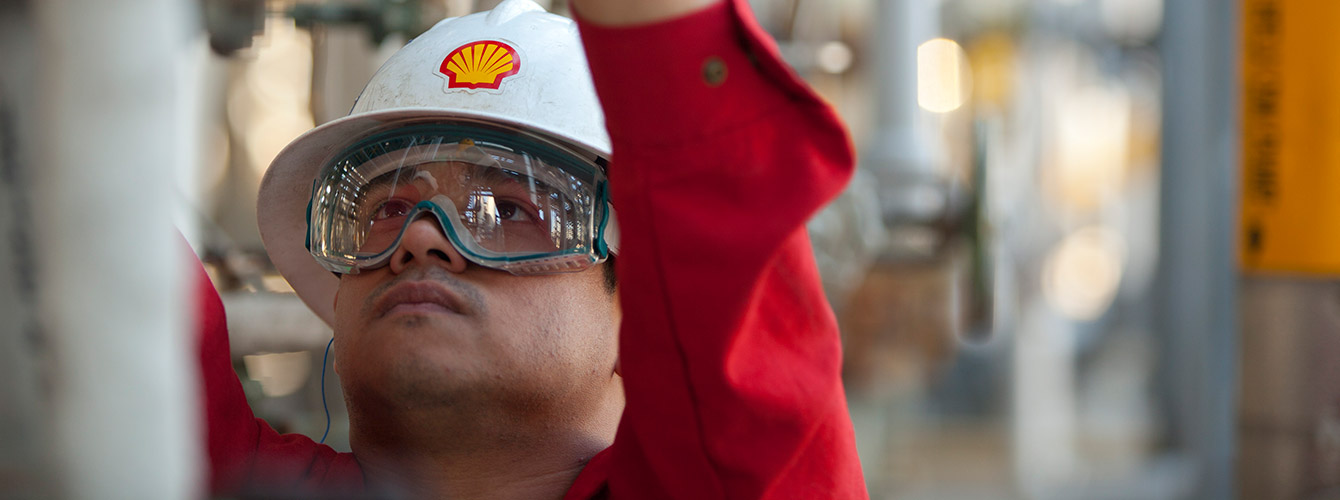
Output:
[342, 329, 475, 388]
[346, 360, 475, 412]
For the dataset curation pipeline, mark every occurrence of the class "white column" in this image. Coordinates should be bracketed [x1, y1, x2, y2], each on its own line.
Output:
[35, 0, 201, 497]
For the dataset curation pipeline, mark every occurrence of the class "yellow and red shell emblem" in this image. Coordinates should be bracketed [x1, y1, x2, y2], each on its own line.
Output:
[438, 40, 521, 90]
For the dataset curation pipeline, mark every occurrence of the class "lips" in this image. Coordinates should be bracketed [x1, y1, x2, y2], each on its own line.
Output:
[372, 281, 468, 318]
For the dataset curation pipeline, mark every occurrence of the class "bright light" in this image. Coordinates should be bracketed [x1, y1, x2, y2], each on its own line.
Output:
[1051, 86, 1131, 211]
[816, 41, 854, 75]
[1043, 226, 1125, 321]
[917, 38, 971, 113]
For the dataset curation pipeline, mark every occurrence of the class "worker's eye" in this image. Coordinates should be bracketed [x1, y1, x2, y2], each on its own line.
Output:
[373, 198, 414, 221]
[494, 199, 535, 222]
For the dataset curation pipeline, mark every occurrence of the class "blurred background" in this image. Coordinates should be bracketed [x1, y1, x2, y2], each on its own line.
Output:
[2, 0, 1338, 498]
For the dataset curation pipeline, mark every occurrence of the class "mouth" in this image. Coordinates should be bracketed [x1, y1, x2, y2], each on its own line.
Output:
[372, 281, 468, 319]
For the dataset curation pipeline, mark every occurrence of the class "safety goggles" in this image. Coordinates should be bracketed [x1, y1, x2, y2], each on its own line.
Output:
[306, 124, 614, 275]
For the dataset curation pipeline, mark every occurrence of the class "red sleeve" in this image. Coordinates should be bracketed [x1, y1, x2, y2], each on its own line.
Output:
[568, 2, 868, 499]
[190, 252, 364, 495]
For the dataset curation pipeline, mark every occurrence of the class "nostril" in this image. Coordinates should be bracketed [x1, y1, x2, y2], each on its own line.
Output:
[427, 248, 452, 262]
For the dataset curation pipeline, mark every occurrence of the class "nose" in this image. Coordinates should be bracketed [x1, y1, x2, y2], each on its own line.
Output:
[388, 214, 470, 275]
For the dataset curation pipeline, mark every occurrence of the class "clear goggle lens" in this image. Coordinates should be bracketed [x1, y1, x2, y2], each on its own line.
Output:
[307, 126, 611, 275]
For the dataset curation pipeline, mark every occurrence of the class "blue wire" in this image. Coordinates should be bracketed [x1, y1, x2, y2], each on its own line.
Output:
[319, 337, 334, 445]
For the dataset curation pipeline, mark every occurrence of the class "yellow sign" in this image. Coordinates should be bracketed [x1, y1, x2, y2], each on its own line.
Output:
[1241, 0, 1340, 274]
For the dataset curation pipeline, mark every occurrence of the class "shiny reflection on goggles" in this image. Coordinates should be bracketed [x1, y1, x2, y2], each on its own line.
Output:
[306, 125, 611, 275]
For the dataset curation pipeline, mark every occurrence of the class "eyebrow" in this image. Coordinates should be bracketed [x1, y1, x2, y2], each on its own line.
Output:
[478, 165, 526, 185]
[359, 167, 420, 195]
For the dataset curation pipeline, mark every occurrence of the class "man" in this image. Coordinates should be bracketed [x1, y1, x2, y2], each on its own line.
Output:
[195, 0, 867, 498]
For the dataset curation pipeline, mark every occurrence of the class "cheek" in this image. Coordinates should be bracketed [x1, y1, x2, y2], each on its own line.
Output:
[564, 268, 619, 335]
[331, 277, 380, 370]
[502, 272, 616, 359]
[333, 276, 375, 328]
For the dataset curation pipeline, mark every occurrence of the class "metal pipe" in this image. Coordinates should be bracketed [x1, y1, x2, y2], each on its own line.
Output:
[867, 0, 941, 186]
[1156, 0, 1239, 498]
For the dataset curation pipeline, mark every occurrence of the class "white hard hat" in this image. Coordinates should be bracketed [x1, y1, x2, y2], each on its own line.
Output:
[257, 0, 610, 327]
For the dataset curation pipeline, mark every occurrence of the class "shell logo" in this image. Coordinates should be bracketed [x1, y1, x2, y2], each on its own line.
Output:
[438, 40, 521, 90]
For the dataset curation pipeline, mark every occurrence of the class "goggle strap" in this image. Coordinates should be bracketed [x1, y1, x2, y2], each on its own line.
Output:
[304, 178, 318, 253]
[595, 181, 611, 259]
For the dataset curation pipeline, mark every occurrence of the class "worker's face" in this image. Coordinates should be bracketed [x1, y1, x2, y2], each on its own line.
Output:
[331, 214, 621, 422]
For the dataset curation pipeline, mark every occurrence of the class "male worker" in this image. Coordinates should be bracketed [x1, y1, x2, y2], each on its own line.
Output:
[194, 0, 867, 497]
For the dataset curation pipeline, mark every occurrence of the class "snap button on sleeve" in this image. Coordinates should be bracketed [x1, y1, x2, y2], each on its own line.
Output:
[702, 56, 728, 87]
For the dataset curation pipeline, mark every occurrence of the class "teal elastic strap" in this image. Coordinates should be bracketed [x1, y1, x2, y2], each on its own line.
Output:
[417, 199, 572, 264]
[594, 181, 611, 259]
[304, 179, 317, 252]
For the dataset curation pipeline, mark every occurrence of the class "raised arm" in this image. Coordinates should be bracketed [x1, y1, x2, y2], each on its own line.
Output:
[570, 0, 717, 26]
[190, 252, 362, 495]
[566, 1, 868, 498]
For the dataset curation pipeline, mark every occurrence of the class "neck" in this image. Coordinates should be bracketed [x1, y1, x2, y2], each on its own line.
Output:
[347, 390, 620, 500]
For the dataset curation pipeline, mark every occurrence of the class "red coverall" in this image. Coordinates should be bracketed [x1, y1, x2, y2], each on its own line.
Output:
[194, 1, 868, 498]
